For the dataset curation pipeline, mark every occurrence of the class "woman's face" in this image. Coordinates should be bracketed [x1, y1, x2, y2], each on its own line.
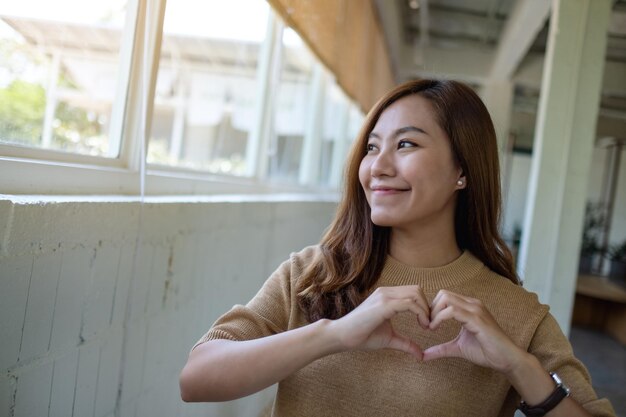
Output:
[358, 94, 465, 230]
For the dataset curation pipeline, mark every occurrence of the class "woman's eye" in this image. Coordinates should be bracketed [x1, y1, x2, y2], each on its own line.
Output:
[398, 140, 417, 149]
[366, 143, 377, 152]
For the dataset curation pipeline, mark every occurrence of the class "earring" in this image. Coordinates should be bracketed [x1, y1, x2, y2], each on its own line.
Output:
[457, 180, 464, 186]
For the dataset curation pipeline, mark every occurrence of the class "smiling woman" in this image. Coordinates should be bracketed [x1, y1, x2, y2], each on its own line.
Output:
[179, 79, 616, 417]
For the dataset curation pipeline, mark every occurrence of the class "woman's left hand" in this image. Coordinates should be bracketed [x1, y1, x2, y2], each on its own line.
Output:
[422, 290, 526, 373]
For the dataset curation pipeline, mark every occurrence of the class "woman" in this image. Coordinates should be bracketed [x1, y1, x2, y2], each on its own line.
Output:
[179, 79, 615, 416]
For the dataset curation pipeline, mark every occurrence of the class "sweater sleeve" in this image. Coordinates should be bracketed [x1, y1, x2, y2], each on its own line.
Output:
[193, 256, 294, 348]
[528, 313, 616, 417]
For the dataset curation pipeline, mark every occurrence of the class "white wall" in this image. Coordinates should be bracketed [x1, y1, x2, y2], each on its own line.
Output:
[503, 146, 626, 255]
[0, 196, 337, 417]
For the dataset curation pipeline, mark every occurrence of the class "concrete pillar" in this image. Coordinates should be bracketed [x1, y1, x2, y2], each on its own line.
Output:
[517, 0, 611, 333]
[481, 80, 514, 199]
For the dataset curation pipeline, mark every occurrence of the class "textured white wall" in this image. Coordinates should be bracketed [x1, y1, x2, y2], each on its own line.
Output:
[0, 197, 337, 417]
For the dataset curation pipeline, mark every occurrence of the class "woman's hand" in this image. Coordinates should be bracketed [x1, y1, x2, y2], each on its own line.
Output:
[330, 286, 528, 373]
[423, 290, 526, 373]
[330, 285, 430, 359]
[422, 291, 594, 416]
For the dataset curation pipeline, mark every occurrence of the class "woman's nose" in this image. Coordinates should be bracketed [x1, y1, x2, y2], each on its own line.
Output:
[370, 149, 396, 177]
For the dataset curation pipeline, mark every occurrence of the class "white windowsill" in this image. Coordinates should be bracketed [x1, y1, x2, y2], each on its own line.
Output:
[0, 155, 342, 200]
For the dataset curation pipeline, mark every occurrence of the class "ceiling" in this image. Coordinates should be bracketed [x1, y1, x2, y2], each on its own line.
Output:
[398, 0, 626, 61]
[374, 0, 626, 151]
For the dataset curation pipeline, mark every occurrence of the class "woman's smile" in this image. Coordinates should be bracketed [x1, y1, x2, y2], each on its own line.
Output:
[370, 185, 410, 195]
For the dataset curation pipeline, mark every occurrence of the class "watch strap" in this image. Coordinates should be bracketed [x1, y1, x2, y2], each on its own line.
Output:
[518, 372, 571, 417]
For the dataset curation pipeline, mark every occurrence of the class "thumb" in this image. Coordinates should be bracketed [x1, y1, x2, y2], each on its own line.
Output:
[387, 331, 423, 360]
[422, 340, 460, 362]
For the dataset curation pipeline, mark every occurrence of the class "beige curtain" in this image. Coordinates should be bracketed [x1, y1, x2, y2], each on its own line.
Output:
[267, 0, 395, 113]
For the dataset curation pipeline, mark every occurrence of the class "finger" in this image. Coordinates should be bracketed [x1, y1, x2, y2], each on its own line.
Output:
[431, 289, 477, 307]
[389, 298, 431, 329]
[387, 330, 424, 360]
[429, 304, 474, 330]
[377, 285, 428, 304]
[374, 286, 430, 311]
[430, 291, 475, 319]
[412, 287, 431, 327]
[414, 286, 430, 315]
[415, 306, 430, 329]
[429, 290, 460, 316]
[430, 291, 458, 318]
[395, 286, 431, 327]
[422, 339, 460, 362]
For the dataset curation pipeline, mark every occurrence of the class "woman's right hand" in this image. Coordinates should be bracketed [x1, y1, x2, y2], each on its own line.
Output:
[330, 285, 430, 359]
[181, 285, 429, 402]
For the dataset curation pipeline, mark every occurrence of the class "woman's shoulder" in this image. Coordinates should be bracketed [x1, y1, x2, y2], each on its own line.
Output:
[468, 261, 550, 348]
[290, 244, 322, 261]
[287, 244, 324, 273]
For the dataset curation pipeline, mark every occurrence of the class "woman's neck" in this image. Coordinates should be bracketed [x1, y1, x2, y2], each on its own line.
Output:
[388, 223, 462, 268]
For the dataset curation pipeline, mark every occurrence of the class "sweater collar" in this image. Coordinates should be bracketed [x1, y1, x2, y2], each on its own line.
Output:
[378, 250, 485, 290]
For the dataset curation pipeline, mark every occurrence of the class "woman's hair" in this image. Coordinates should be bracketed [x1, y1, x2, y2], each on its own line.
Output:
[296, 78, 519, 322]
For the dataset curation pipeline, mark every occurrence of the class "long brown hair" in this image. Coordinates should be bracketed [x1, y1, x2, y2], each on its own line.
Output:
[296, 79, 519, 322]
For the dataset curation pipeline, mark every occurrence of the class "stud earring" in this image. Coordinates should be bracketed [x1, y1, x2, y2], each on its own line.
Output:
[457, 180, 464, 186]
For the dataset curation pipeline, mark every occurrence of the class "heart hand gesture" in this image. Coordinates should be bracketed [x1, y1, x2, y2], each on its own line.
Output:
[331, 285, 431, 360]
[331, 286, 526, 374]
[422, 290, 526, 373]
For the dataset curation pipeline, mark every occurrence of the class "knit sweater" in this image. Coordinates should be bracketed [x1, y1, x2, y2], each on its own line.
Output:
[196, 246, 616, 417]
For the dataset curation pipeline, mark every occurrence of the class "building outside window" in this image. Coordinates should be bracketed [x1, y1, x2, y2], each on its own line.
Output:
[266, 27, 316, 183]
[0, 0, 363, 193]
[0, 0, 131, 159]
[147, 0, 269, 176]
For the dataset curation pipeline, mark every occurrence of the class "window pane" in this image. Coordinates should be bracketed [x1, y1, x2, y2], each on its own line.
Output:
[0, 0, 129, 157]
[348, 104, 364, 142]
[147, 0, 269, 176]
[318, 79, 347, 186]
[267, 27, 316, 183]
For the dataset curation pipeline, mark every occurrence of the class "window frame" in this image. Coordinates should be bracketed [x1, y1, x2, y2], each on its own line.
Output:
[0, 0, 141, 165]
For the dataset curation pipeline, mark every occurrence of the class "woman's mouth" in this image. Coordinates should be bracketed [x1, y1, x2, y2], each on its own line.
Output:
[371, 186, 410, 195]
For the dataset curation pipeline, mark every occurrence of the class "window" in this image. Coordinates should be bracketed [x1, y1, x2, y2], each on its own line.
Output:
[0, 0, 132, 160]
[319, 79, 350, 187]
[0, 1, 364, 194]
[147, 0, 269, 176]
[266, 27, 316, 183]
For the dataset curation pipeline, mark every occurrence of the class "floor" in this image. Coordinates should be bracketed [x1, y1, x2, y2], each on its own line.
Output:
[569, 326, 626, 416]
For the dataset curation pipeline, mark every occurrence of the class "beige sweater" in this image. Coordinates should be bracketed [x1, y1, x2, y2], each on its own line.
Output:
[196, 246, 615, 417]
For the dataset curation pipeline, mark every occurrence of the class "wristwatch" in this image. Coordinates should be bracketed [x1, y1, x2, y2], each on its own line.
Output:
[518, 372, 571, 416]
